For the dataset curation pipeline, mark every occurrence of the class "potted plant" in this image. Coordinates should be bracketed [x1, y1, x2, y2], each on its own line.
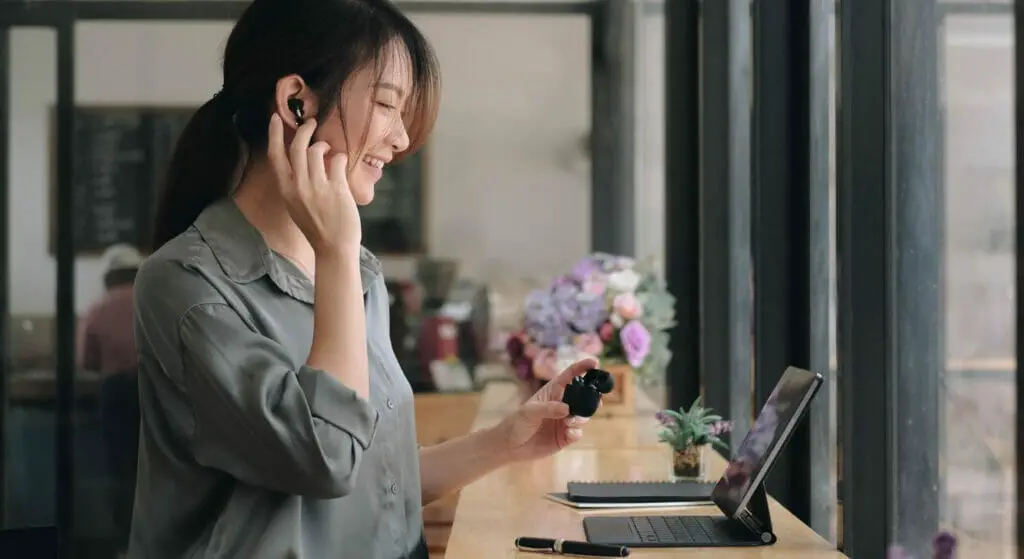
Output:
[504, 252, 676, 415]
[656, 398, 733, 480]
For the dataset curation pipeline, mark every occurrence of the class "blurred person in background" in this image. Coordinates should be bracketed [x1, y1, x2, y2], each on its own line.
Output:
[77, 242, 142, 557]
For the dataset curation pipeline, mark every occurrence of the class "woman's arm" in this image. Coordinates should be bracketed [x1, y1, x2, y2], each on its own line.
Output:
[306, 247, 370, 399]
[418, 425, 511, 506]
[417, 359, 598, 505]
[136, 256, 379, 499]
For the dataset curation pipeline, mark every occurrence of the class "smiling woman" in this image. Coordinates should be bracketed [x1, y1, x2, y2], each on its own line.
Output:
[128, 2, 604, 558]
[133, 1, 444, 558]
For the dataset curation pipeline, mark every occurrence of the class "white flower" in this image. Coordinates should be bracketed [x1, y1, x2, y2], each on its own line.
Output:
[610, 312, 625, 328]
[607, 269, 641, 293]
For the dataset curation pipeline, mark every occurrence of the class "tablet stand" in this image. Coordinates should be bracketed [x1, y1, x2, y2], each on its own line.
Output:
[735, 482, 777, 545]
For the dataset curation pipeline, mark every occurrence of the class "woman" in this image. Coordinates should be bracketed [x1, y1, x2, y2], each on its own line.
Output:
[130, 1, 599, 558]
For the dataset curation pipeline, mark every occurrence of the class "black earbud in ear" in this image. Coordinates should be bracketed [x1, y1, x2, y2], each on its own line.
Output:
[562, 368, 615, 417]
[287, 98, 305, 125]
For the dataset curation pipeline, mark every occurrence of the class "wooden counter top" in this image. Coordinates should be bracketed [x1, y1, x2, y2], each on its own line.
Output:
[445, 381, 845, 558]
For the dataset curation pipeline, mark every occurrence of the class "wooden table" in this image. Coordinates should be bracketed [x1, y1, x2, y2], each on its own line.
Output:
[444, 381, 846, 558]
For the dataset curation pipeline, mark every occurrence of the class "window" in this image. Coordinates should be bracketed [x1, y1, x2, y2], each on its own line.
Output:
[936, 4, 1016, 555]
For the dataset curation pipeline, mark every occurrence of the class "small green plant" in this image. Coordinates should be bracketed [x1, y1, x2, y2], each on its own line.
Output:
[656, 397, 732, 453]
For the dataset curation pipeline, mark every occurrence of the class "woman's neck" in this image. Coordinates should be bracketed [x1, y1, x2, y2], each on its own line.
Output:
[232, 160, 316, 277]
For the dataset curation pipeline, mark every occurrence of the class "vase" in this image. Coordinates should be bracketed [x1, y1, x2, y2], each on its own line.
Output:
[672, 445, 707, 481]
[593, 361, 636, 417]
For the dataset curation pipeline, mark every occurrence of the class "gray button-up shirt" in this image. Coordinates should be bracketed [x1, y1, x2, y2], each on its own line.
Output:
[129, 199, 424, 559]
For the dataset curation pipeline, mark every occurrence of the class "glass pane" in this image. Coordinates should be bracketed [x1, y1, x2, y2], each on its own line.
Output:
[636, 0, 666, 406]
[68, 21, 227, 557]
[940, 9, 1016, 557]
[827, 0, 840, 548]
[5, 26, 59, 534]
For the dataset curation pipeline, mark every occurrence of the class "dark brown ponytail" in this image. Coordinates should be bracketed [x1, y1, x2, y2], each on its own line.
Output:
[149, 93, 240, 251]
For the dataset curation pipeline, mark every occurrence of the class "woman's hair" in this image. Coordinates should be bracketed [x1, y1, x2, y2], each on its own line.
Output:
[150, 0, 440, 251]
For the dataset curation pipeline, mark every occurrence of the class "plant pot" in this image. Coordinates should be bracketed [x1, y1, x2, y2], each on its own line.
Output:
[673, 445, 707, 481]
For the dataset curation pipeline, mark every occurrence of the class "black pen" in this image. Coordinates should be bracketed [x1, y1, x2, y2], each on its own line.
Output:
[514, 536, 630, 557]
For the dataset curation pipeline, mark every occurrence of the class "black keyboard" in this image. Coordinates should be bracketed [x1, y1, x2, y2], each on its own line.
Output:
[629, 515, 749, 545]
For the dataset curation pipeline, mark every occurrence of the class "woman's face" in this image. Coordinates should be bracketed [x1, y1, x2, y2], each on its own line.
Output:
[310, 43, 413, 205]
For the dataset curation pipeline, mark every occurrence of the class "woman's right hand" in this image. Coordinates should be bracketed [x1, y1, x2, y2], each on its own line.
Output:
[267, 113, 362, 253]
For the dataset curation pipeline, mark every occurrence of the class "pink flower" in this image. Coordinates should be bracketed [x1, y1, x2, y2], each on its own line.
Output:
[612, 292, 643, 320]
[574, 332, 604, 356]
[583, 276, 607, 297]
[620, 320, 651, 367]
[532, 348, 560, 380]
[598, 321, 615, 342]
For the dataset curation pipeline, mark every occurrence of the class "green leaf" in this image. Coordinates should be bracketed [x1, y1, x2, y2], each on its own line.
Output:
[710, 437, 730, 453]
[663, 409, 687, 423]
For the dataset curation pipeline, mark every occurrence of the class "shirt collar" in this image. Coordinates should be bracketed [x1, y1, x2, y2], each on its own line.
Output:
[193, 198, 381, 302]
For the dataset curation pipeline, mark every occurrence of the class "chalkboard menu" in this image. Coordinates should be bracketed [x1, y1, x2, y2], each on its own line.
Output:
[358, 148, 427, 254]
[53, 106, 427, 256]
[50, 106, 194, 254]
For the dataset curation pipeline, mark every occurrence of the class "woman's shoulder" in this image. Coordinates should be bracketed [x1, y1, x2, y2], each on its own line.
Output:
[134, 227, 228, 319]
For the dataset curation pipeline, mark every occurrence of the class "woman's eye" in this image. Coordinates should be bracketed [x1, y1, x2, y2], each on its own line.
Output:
[377, 102, 396, 110]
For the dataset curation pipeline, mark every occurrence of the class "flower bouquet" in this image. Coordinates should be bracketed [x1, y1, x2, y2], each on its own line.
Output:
[504, 252, 676, 413]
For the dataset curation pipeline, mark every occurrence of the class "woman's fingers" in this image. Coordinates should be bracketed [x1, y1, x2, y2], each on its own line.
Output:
[288, 119, 317, 186]
[266, 114, 292, 191]
[329, 152, 348, 187]
[307, 141, 331, 188]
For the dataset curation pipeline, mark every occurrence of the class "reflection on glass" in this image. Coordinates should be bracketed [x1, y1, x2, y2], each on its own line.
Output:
[939, 11, 1016, 558]
[5, 27, 59, 534]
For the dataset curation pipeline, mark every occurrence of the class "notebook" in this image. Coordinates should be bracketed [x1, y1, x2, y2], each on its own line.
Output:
[566, 480, 715, 504]
[545, 492, 710, 510]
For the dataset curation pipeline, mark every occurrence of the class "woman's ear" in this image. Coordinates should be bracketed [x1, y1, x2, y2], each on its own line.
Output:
[273, 74, 318, 129]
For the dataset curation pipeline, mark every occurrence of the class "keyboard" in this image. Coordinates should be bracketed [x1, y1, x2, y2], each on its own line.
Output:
[629, 515, 755, 545]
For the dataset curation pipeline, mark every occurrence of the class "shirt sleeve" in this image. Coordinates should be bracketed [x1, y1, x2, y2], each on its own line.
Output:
[175, 302, 380, 498]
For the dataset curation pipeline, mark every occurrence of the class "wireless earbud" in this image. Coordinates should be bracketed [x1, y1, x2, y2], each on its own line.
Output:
[562, 368, 615, 417]
[287, 98, 305, 125]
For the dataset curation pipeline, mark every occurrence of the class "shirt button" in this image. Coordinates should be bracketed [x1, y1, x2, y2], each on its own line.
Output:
[386, 398, 395, 409]
[390, 483, 399, 495]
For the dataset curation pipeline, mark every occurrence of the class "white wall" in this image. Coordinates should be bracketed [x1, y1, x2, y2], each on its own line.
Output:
[8, 15, 594, 314]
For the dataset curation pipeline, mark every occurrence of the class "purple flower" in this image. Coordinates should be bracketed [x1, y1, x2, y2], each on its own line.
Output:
[506, 334, 525, 360]
[620, 320, 651, 367]
[513, 359, 532, 380]
[656, 411, 676, 428]
[932, 531, 956, 559]
[551, 281, 609, 333]
[523, 289, 570, 347]
[551, 274, 576, 288]
[708, 420, 734, 437]
[571, 257, 601, 283]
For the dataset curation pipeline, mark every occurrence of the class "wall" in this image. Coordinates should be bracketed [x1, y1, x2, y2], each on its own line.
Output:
[7, 15, 593, 314]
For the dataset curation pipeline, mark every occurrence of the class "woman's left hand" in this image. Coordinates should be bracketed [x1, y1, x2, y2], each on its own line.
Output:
[496, 357, 601, 463]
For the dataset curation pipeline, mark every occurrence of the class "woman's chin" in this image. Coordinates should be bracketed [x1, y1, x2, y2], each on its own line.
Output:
[352, 185, 375, 206]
